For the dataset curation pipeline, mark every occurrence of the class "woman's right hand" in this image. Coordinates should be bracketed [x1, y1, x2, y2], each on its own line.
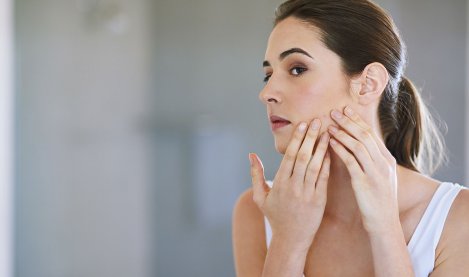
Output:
[250, 119, 331, 252]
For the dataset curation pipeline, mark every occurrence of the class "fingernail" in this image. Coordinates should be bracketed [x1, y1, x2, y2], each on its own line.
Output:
[249, 153, 255, 166]
[311, 119, 321, 130]
[298, 122, 307, 132]
[345, 106, 354, 116]
[328, 125, 339, 134]
[331, 110, 343, 119]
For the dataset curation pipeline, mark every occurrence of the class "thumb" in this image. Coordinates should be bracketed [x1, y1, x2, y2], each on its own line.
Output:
[249, 153, 270, 207]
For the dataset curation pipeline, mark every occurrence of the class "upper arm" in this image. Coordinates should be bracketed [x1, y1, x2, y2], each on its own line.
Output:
[232, 188, 267, 277]
[430, 188, 469, 277]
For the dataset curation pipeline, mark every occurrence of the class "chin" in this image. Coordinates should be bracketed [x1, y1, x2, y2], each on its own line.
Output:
[274, 139, 287, 155]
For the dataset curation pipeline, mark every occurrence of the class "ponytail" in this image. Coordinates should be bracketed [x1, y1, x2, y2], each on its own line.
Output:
[382, 76, 448, 176]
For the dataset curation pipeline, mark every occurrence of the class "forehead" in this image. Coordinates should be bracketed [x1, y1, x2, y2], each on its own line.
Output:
[265, 17, 325, 61]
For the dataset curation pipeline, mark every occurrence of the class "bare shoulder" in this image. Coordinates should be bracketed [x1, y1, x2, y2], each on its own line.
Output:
[397, 167, 441, 213]
[431, 185, 469, 276]
[439, 186, 469, 244]
[232, 188, 267, 276]
[233, 188, 265, 235]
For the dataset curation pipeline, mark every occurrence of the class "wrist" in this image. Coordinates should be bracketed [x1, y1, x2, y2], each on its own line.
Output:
[366, 222, 404, 241]
[270, 234, 314, 254]
[364, 214, 402, 237]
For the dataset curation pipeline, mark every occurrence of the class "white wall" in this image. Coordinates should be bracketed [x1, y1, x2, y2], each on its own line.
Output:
[0, 0, 13, 276]
[15, 1, 153, 276]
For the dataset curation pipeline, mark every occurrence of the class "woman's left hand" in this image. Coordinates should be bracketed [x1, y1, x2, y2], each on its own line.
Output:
[327, 106, 400, 235]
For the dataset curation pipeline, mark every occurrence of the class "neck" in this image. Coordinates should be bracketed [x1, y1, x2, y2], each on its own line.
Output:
[323, 150, 362, 227]
[323, 113, 382, 227]
[323, 149, 413, 228]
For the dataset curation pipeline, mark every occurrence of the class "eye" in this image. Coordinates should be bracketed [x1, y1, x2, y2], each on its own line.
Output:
[290, 67, 307, 76]
[263, 73, 272, 83]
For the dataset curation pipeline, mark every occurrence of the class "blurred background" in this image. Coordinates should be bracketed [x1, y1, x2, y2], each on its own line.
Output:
[1, 0, 467, 276]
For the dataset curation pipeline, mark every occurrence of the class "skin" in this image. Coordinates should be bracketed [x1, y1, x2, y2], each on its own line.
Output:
[232, 17, 469, 277]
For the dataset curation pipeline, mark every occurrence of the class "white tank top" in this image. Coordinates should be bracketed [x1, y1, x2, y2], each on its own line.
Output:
[264, 182, 467, 277]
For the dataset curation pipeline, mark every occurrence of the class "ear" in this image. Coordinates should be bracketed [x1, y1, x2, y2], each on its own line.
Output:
[350, 62, 389, 105]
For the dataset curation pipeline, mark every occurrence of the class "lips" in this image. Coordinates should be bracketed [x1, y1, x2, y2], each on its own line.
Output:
[269, 115, 291, 131]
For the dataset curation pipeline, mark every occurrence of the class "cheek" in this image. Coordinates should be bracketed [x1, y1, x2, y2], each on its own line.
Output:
[294, 81, 350, 130]
[295, 82, 341, 116]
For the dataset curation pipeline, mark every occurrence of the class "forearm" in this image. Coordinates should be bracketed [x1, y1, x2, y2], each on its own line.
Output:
[368, 224, 415, 277]
[262, 236, 309, 277]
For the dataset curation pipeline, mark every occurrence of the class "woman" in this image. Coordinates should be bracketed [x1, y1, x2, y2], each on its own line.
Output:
[232, 0, 469, 276]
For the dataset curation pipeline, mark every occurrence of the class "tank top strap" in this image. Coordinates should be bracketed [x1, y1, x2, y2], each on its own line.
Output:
[406, 182, 466, 276]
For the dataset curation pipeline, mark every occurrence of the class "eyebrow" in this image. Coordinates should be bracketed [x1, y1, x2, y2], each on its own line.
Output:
[263, 47, 313, 67]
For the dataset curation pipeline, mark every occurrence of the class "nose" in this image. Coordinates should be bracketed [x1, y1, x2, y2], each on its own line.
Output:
[259, 79, 281, 104]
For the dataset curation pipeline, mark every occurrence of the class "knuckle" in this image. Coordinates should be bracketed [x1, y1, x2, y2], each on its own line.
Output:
[350, 113, 360, 121]
[317, 140, 328, 151]
[306, 129, 318, 140]
[342, 118, 353, 127]
[359, 129, 370, 139]
[322, 171, 330, 180]
[352, 142, 364, 153]
[296, 152, 310, 163]
[304, 177, 313, 187]
[345, 156, 356, 166]
[284, 152, 296, 162]
[335, 129, 343, 138]
[290, 172, 303, 184]
[283, 184, 303, 200]
[308, 166, 320, 177]
[295, 129, 306, 139]
[336, 131, 345, 141]
[320, 167, 330, 179]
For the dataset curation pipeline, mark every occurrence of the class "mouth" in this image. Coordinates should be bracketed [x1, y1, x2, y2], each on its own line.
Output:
[269, 115, 292, 131]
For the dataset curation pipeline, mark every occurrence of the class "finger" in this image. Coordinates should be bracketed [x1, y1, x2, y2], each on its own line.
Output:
[327, 125, 375, 173]
[276, 122, 308, 182]
[304, 132, 329, 197]
[291, 119, 322, 183]
[330, 108, 386, 165]
[314, 150, 331, 201]
[249, 153, 270, 207]
[329, 138, 367, 185]
[343, 106, 395, 163]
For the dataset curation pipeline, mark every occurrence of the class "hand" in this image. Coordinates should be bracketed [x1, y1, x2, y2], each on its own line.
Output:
[327, 106, 400, 235]
[250, 119, 331, 251]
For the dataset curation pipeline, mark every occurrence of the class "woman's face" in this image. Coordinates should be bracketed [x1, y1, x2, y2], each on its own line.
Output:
[260, 17, 354, 154]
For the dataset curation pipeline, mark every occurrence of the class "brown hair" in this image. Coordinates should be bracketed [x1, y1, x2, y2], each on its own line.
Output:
[275, 0, 447, 175]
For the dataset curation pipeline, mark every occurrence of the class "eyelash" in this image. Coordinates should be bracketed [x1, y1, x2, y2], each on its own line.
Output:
[263, 66, 308, 83]
[290, 66, 307, 76]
